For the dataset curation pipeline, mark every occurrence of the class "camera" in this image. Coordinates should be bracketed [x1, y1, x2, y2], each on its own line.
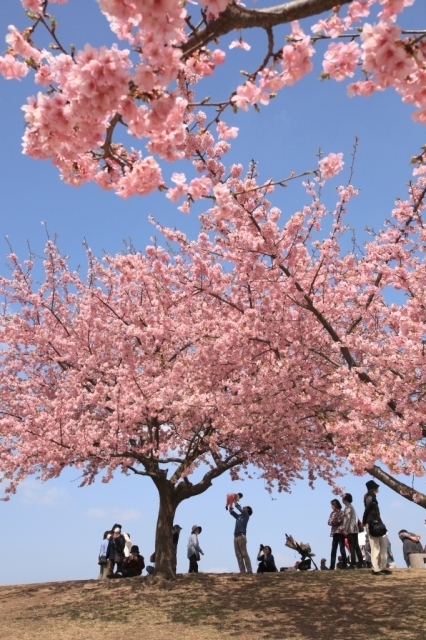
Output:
[259, 544, 264, 550]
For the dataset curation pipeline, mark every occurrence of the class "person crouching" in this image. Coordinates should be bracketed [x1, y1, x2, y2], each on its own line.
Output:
[114, 545, 145, 578]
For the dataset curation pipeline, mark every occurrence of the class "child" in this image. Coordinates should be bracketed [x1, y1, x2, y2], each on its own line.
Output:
[225, 492, 243, 510]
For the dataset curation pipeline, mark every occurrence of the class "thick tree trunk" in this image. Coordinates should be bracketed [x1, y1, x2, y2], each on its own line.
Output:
[153, 479, 180, 579]
[366, 465, 426, 509]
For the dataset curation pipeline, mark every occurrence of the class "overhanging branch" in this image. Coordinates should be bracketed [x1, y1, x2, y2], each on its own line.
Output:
[182, 0, 352, 58]
[367, 464, 426, 509]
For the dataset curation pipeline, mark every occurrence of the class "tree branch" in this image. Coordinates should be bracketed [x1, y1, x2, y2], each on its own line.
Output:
[366, 464, 426, 509]
[182, 0, 352, 58]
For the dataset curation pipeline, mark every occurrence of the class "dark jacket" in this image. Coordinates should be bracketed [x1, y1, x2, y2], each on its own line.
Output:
[256, 552, 278, 572]
[230, 504, 250, 536]
[362, 491, 382, 526]
[122, 553, 145, 576]
[107, 534, 126, 560]
[173, 531, 180, 551]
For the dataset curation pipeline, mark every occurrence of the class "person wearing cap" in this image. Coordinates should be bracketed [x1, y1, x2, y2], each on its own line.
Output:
[187, 525, 204, 573]
[106, 526, 126, 577]
[114, 545, 145, 578]
[362, 480, 390, 576]
[229, 503, 253, 573]
[172, 524, 182, 573]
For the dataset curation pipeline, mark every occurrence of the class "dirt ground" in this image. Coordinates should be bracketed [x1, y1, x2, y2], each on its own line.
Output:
[0, 569, 424, 640]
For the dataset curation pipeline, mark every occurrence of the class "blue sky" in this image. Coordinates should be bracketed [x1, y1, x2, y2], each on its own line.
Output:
[0, 0, 425, 583]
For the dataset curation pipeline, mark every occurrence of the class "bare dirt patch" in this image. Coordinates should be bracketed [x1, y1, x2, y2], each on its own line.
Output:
[0, 569, 424, 640]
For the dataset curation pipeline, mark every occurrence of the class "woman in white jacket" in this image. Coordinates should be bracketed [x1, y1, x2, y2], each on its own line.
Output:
[187, 525, 204, 573]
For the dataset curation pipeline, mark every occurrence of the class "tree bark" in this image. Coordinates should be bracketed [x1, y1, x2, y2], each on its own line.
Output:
[182, 0, 352, 57]
[366, 465, 426, 509]
[153, 478, 180, 579]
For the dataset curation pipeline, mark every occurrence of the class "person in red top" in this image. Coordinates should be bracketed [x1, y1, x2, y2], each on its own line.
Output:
[328, 499, 348, 570]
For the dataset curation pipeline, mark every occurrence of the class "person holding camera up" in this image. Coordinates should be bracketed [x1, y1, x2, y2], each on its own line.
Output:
[257, 545, 278, 573]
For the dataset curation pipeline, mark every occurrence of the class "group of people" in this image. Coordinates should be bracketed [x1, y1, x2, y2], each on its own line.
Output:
[325, 480, 425, 576]
[97, 483, 425, 578]
[98, 524, 145, 579]
[98, 523, 183, 579]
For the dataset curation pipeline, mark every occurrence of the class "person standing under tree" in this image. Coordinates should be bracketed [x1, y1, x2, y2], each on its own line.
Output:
[106, 526, 126, 577]
[187, 525, 204, 573]
[172, 524, 182, 573]
[229, 503, 253, 573]
[342, 493, 364, 568]
[328, 499, 348, 570]
[362, 480, 391, 576]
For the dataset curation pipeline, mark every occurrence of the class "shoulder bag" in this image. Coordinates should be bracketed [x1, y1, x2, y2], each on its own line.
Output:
[369, 521, 387, 537]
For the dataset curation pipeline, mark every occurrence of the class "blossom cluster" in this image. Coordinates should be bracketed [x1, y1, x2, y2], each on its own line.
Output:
[0, 0, 422, 198]
[0, 168, 425, 496]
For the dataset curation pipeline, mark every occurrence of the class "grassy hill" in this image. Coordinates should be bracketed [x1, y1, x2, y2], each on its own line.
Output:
[0, 569, 425, 640]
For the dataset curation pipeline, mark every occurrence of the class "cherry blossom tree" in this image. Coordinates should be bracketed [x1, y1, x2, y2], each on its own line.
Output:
[1, 157, 426, 577]
[0, 0, 424, 201]
[1, 1, 426, 571]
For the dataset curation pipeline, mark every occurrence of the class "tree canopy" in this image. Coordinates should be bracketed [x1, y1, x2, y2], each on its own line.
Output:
[1, 0, 426, 576]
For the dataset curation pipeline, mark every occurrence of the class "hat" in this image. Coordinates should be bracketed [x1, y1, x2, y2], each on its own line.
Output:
[366, 480, 379, 491]
[130, 545, 139, 553]
[191, 525, 202, 534]
[172, 524, 182, 531]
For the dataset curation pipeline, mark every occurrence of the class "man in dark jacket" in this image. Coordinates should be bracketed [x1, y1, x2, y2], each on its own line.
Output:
[229, 503, 253, 573]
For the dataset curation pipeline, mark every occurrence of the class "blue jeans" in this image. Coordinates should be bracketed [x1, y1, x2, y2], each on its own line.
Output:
[330, 533, 347, 569]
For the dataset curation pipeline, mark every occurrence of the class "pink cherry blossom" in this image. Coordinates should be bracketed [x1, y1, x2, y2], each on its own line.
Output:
[229, 38, 251, 51]
[198, 0, 229, 17]
[2, 0, 424, 197]
[319, 152, 344, 179]
[216, 121, 239, 139]
[21, 0, 43, 10]
[0, 54, 28, 80]
[323, 42, 361, 81]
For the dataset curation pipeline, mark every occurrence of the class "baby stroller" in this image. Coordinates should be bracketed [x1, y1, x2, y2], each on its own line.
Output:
[285, 534, 318, 570]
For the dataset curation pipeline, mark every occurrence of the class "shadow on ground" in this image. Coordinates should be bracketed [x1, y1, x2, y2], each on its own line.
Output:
[0, 569, 425, 639]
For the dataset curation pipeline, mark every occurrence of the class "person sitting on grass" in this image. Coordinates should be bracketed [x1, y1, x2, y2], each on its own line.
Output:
[113, 545, 145, 578]
[256, 545, 278, 573]
[320, 558, 329, 570]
